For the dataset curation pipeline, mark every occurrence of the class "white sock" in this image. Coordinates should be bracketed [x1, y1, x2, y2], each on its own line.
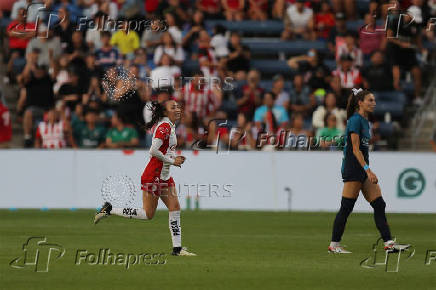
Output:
[330, 241, 340, 247]
[169, 210, 181, 248]
[111, 208, 148, 220]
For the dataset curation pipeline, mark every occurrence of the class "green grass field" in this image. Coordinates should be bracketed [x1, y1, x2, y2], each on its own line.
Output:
[1, 210, 435, 290]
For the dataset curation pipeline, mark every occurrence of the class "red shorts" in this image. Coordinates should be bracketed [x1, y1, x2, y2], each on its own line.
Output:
[141, 175, 175, 196]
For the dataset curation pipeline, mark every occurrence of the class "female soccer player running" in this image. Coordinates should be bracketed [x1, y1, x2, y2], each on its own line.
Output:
[328, 88, 409, 254]
[95, 100, 196, 256]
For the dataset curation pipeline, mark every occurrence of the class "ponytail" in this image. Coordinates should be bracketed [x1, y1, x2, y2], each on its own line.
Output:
[346, 88, 371, 119]
[145, 101, 167, 130]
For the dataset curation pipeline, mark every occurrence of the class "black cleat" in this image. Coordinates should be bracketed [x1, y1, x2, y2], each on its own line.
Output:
[94, 202, 112, 224]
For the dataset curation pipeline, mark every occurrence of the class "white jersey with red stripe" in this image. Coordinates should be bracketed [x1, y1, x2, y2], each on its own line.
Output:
[144, 117, 177, 180]
[36, 121, 66, 149]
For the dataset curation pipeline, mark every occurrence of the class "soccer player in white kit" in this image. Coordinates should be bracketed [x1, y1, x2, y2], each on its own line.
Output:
[95, 100, 196, 256]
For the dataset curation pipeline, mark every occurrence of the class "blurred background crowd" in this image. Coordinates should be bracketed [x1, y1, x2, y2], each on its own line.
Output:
[0, 0, 435, 151]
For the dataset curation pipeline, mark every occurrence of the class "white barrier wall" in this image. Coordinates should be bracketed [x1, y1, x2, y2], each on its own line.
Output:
[0, 150, 435, 212]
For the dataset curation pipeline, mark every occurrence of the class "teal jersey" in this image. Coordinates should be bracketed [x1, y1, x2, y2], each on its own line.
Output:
[342, 113, 370, 172]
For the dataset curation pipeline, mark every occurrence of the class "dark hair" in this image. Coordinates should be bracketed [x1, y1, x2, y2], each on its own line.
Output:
[346, 89, 372, 119]
[145, 101, 167, 130]
[324, 111, 336, 127]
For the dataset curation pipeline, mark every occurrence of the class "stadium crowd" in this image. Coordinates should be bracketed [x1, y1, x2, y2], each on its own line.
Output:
[0, 0, 435, 150]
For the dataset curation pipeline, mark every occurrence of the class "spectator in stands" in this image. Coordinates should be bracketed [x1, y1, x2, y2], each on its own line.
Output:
[271, 74, 290, 111]
[331, 54, 362, 104]
[160, 0, 189, 25]
[359, 13, 385, 58]
[11, 0, 43, 23]
[336, 31, 363, 68]
[247, 0, 268, 21]
[254, 92, 289, 134]
[74, 107, 106, 148]
[35, 107, 74, 148]
[17, 58, 55, 147]
[57, 67, 82, 111]
[198, 29, 219, 79]
[95, 31, 121, 73]
[287, 49, 331, 91]
[141, 18, 163, 57]
[327, 12, 347, 57]
[66, 30, 88, 66]
[331, 0, 355, 20]
[282, 0, 314, 40]
[105, 112, 139, 148]
[85, 11, 107, 52]
[386, 4, 423, 104]
[316, 112, 344, 150]
[53, 7, 75, 51]
[362, 50, 394, 91]
[196, 0, 222, 19]
[153, 31, 185, 66]
[110, 18, 140, 58]
[133, 48, 151, 81]
[226, 31, 250, 80]
[6, 7, 36, 80]
[0, 94, 12, 148]
[222, 0, 244, 21]
[89, 0, 118, 20]
[150, 53, 181, 89]
[312, 91, 346, 131]
[182, 10, 205, 58]
[289, 74, 316, 125]
[287, 113, 312, 150]
[272, 0, 285, 19]
[237, 69, 263, 120]
[182, 70, 221, 133]
[54, 0, 83, 24]
[230, 112, 255, 150]
[314, 0, 335, 40]
[25, 24, 62, 67]
[165, 12, 183, 45]
[210, 24, 229, 59]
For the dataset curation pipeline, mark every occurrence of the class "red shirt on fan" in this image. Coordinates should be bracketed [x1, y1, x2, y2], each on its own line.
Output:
[7, 20, 36, 49]
[0, 103, 12, 143]
[35, 120, 67, 149]
[182, 82, 217, 119]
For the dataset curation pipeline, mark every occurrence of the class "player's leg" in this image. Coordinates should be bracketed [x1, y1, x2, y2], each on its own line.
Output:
[329, 181, 361, 253]
[159, 182, 196, 256]
[94, 187, 159, 224]
[109, 189, 159, 220]
[361, 180, 409, 251]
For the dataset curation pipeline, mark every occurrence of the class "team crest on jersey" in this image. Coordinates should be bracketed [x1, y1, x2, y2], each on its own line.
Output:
[159, 126, 170, 139]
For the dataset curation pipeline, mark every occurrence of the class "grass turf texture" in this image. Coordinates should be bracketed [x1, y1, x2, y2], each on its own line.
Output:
[1, 210, 435, 290]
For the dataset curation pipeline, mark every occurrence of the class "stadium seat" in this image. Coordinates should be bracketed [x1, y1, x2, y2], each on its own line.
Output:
[259, 80, 293, 92]
[242, 39, 328, 56]
[373, 91, 406, 117]
[205, 20, 284, 35]
[250, 60, 294, 75]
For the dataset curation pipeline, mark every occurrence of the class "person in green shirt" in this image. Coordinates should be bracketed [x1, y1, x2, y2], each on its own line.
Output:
[74, 108, 106, 148]
[316, 112, 344, 150]
[105, 112, 139, 148]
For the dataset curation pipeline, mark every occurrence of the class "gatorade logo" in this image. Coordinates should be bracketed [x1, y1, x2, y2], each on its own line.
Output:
[397, 168, 425, 198]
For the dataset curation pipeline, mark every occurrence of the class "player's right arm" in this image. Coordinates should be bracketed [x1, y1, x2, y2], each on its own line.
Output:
[350, 133, 377, 184]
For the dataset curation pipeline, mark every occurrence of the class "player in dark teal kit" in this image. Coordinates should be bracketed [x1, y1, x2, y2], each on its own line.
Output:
[328, 89, 410, 254]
